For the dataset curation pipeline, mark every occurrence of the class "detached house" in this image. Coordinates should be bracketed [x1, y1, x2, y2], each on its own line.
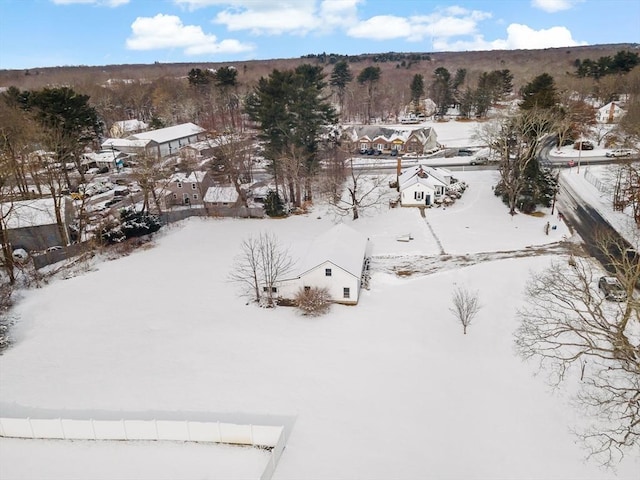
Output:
[275, 223, 369, 305]
[347, 126, 439, 155]
[596, 102, 626, 124]
[109, 119, 148, 138]
[398, 165, 452, 207]
[163, 171, 213, 207]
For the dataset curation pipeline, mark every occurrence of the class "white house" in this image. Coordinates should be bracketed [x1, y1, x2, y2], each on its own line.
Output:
[596, 102, 626, 124]
[398, 166, 451, 207]
[276, 223, 369, 305]
[109, 119, 148, 138]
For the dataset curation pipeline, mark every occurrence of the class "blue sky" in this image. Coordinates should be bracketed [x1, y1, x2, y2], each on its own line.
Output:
[1, 0, 639, 70]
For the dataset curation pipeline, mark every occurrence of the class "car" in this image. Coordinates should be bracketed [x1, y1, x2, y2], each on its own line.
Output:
[574, 141, 594, 151]
[605, 148, 633, 158]
[457, 148, 474, 156]
[598, 276, 627, 301]
[12, 248, 29, 261]
[470, 156, 488, 165]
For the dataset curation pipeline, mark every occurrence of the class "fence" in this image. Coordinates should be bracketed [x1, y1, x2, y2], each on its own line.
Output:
[0, 416, 286, 480]
[583, 168, 609, 194]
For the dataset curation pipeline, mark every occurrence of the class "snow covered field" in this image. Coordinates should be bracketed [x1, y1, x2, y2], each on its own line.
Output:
[2, 165, 639, 479]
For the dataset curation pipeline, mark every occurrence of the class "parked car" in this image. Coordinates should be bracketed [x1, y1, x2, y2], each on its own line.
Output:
[605, 148, 633, 158]
[457, 148, 474, 156]
[366, 148, 382, 155]
[598, 276, 626, 301]
[574, 141, 594, 151]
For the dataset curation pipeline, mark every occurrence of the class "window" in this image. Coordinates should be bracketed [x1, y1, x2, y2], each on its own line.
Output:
[172, 193, 177, 200]
[191, 183, 196, 190]
[343, 287, 350, 299]
[304, 286, 311, 292]
[262, 286, 277, 293]
[414, 191, 424, 201]
[177, 182, 183, 189]
[325, 268, 332, 277]
[193, 194, 198, 200]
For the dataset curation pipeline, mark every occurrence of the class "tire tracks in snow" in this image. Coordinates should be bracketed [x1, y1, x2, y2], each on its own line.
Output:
[372, 241, 583, 278]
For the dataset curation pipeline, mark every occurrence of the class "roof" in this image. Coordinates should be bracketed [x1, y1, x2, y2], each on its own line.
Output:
[398, 165, 449, 189]
[112, 119, 148, 133]
[2, 198, 64, 229]
[349, 126, 434, 144]
[297, 223, 368, 278]
[204, 186, 239, 203]
[101, 138, 153, 149]
[130, 123, 205, 144]
[81, 151, 124, 165]
[169, 171, 208, 183]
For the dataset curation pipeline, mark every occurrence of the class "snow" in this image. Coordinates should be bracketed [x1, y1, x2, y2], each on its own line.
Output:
[2, 121, 639, 479]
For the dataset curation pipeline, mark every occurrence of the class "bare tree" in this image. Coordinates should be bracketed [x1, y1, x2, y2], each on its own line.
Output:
[449, 285, 481, 334]
[476, 108, 560, 215]
[229, 232, 294, 307]
[515, 233, 640, 466]
[323, 158, 392, 220]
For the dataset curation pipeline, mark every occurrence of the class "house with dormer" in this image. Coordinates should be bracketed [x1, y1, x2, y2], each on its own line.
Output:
[347, 126, 438, 155]
[398, 165, 452, 207]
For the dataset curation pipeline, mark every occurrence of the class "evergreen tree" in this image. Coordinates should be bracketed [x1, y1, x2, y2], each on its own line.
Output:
[357, 66, 381, 123]
[214, 66, 238, 87]
[409, 74, 425, 112]
[329, 60, 353, 115]
[430, 67, 452, 117]
[520, 73, 558, 110]
[187, 68, 213, 88]
[246, 65, 337, 206]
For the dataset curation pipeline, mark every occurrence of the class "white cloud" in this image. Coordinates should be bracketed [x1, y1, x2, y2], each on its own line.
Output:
[531, 0, 582, 13]
[433, 23, 587, 51]
[215, 5, 319, 35]
[51, 0, 130, 6]
[347, 7, 491, 42]
[126, 14, 254, 56]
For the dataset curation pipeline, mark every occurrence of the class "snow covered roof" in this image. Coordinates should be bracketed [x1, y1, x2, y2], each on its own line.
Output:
[130, 123, 205, 145]
[398, 166, 449, 189]
[81, 151, 124, 165]
[112, 119, 148, 133]
[170, 171, 208, 183]
[2, 198, 63, 229]
[297, 223, 368, 278]
[101, 138, 153, 149]
[349, 126, 433, 143]
[204, 186, 239, 203]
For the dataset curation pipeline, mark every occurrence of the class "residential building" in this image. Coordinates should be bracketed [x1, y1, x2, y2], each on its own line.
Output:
[275, 223, 369, 305]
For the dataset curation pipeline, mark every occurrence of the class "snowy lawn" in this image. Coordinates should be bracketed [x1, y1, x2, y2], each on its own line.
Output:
[1, 171, 638, 479]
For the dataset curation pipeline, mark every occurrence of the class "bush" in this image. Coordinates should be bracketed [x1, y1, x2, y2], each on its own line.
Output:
[264, 190, 287, 217]
[294, 286, 331, 316]
[97, 207, 162, 245]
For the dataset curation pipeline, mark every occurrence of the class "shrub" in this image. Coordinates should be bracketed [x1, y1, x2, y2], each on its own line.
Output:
[264, 190, 287, 217]
[294, 286, 331, 316]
